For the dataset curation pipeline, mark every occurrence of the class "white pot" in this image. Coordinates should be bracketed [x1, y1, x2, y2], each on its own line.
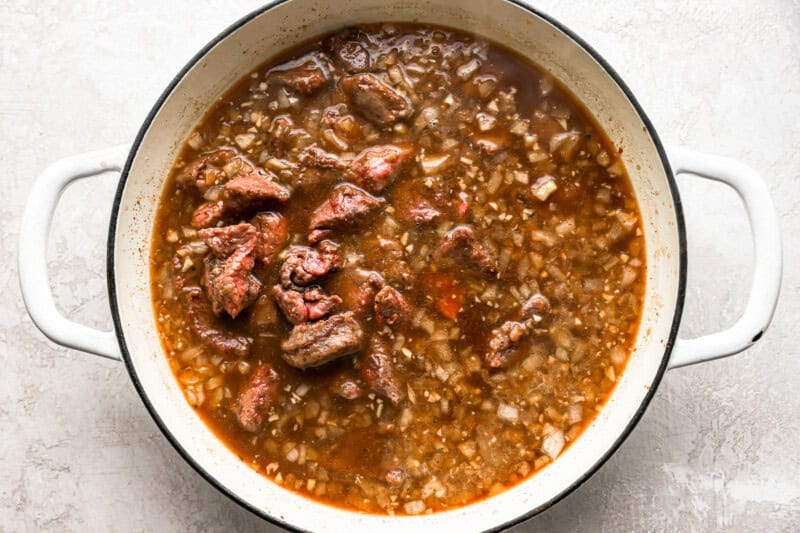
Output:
[18, 1, 783, 531]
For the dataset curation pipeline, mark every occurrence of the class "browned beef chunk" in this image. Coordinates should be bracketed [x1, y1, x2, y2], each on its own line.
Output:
[269, 115, 294, 157]
[183, 287, 252, 358]
[251, 212, 288, 268]
[278, 242, 341, 288]
[374, 237, 412, 284]
[191, 201, 225, 229]
[199, 223, 260, 318]
[328, 268, 385, 317]
[340, 74, 413, 127]
[361, 338, 405, 405]
[248, 293, 280, 332]
[485, 320, 528, 368]
[374, 286, 410, 327]
[435, 225, 498, 275]
[330, 373, 365, 400]
[324, 30, 371, 73]
[392, 181, 442, 225]
[308, 184, 386, 243]
[272, 284, 342, 325]
[346, 144, 412, 194]
[224, 172, 291, 210]
[522, 293, 551, 319]
[297, 144, 347, 170]
[234, 365, 281, 432]
[179, 149, 235, 193]
[269, 54, 329, 95]
[281, 312, 364, 369]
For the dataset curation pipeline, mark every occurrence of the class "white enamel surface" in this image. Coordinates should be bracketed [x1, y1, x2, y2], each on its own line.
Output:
[18, 145, 129, 361]
[111, 0, 681, 530]
[665, 146, 782, 369]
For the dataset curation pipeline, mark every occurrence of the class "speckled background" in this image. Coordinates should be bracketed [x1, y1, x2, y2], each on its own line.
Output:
[2, 1, 798, 531]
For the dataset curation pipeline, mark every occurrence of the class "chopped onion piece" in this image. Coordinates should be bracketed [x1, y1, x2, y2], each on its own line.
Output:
[456, 59, 480, 80]
[497, 402, 520, 422]
[235, 133, 256, 150]
[476, 112, 497, 131]
[404, 500, 426, 515]
[531, 175, 558, 201]
[541, 428, 565, 459]
[420, 154, 451, 174]
[187, 131, 204, 150]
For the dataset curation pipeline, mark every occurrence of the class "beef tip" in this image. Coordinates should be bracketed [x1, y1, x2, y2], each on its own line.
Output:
[179, 149, 235, 193]
[340, 74, 414, 127]
[248, 293, 280, 332]
[455, 191, 470, 219]
[278, 241, 341, 288]
[361, 338, 405, 405]
[199, 223, 260, 318]
[328, 268, 385, 317]
[308, 184, 386, 244]
[281, 312, 364, 369]
[346, 144, 413, 194]
[374, 286, 411, 327]
[392, 181, 442, 225]
[435, 225, 498, 275]
[269, 115, 294, 156]
[374, 237, 412, 284]
[522, 293, 551, 320]
[191, 201, 225, 229]
[272, 284, 342, 325]
[251, 212, 288, 268]
[234, 365, 281, 432]
[296, 144, 347, 170]
[183, 287, 252, 358]
[224, 172, 291, 209]
[331, 374, 365, 400]
[269, 54, 329, 95]
[486, 320, 528, 368]
[324, 30, 371, 73]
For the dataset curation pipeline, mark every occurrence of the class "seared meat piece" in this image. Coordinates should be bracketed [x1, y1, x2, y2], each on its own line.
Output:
[278, 242, 341, 288]
[191, 201, 225, 229]
[308, 184, 386, 244]
[199, 223, 260, 318]
[281, 312, 364, 369]
[485, 320, 528, 368]
[248, 293, 280, 332]
[328, 268, 385, 317]
[251, 212, 288, 268]
[331, 373, 365, 400]
[392, 181, 442, 225]
[234, 365, 281, 432]
[374, 237, 412, 284]
[179, 149, 235, 193]
[297, 144, 347, 170]
[522, 293, 551, 319]
[340, 74, 414, 127]
[435, 225, 498, 275]
[182, 285, 252, 358]
[272, 284, 342, 325]
[324, 29, 371, 73]
[374, 285, 410, 327]
[269, 54, 330, 95]
[361, 338, 405, 405]
[224, 172, 291, 209]
[346, 144, 413, 194]
[269, 115, 294, 157]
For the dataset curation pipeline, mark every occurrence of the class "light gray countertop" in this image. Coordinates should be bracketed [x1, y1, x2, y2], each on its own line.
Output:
[2, 1, 798, 531]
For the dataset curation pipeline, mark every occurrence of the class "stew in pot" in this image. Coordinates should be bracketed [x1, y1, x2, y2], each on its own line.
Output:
[150, 24, 645, 515]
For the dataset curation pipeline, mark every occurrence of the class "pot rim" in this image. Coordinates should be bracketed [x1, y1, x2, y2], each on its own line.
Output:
[106, 1, 687, 531]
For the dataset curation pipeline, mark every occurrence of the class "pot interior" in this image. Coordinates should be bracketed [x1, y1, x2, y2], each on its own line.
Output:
[111, 0, 682, 530]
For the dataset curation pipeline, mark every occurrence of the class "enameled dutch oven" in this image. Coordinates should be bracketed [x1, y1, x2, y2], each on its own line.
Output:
[18, 1, 783, 531]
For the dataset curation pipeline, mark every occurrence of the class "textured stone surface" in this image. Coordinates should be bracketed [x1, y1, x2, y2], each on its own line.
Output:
[2, 1, 798, 531]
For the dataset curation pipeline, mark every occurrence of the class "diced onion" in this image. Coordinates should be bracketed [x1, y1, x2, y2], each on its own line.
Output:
[541, 428, 565, 459]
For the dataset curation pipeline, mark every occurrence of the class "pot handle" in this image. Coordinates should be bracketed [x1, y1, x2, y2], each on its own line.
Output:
[18, 145, 130, 361]
[666, 145, 782, 369]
